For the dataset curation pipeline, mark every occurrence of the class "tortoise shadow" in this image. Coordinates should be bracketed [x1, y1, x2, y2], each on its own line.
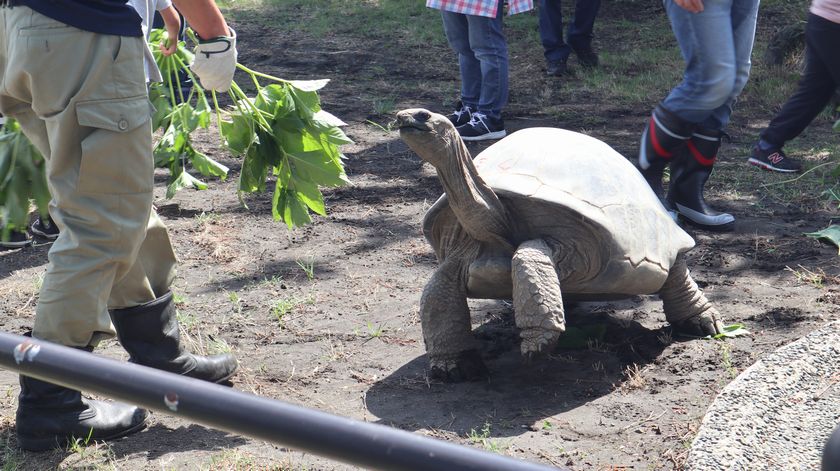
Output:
[365, 300, 671, 439]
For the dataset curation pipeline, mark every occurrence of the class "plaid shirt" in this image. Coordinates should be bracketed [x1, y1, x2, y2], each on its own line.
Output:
[426, 0, 534, 17]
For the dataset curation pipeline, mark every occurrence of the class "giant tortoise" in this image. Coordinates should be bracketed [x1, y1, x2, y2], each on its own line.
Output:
[396, 108, 724, 382]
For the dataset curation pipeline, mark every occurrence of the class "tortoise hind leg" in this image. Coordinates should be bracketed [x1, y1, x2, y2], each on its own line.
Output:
[659, 253, 724, 335]
[421, 259, 488, 382]
[512, 239, 566, 360]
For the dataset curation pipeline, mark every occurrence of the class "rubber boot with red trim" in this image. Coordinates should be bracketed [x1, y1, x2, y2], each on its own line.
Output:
[638, 104, 696, 200]
[667, 127, 735, 232]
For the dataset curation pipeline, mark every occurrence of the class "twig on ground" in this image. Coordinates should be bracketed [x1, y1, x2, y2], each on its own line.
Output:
[621, 411, 666, 432]
[759, 161, 834, 188]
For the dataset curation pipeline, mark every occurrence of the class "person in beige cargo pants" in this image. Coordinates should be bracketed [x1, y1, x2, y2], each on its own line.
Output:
[0, 0, 240, 451]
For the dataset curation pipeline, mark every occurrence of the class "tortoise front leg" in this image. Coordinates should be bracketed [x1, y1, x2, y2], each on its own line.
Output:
[659, 253, 724, 335]
[421, 259, 488, 382]
[512, 239, 566, 360]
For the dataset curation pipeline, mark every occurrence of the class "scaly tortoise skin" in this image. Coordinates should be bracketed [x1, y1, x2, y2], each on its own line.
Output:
[397, 109, 723, 382]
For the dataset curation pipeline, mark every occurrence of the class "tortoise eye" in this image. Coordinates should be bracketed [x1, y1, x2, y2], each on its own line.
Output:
[415, 110, 432, 122]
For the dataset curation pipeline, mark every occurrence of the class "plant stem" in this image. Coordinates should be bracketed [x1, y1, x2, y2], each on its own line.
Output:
[212, 91, 224, 143]
[230, 82, 272, 132]
[236, 63, 288, 85]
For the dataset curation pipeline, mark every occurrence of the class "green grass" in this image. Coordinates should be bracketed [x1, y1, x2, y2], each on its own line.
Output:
[467, 423, 507, 454]
[224, 0, 445, 46]
[295, 257, 316, 280]
[271, 294, 314, 325]
[0, 435, 24, 471]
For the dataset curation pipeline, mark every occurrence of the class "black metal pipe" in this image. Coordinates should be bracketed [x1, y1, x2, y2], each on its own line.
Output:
[0, 332, 561, 471]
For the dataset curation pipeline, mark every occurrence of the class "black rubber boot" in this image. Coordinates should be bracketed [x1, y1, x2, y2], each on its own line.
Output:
[667, 128, 735, 232]
[110, 292, 238, 383]
[638, 104, 695, 199]
[16, 348, 147, 451]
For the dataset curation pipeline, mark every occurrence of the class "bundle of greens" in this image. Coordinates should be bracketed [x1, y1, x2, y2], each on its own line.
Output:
[0, 118, 50, 240]
[0, 29, 350, 240]
[150, 28, 350, 227]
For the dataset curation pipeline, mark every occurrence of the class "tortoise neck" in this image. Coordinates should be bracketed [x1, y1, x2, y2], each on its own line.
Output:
[436, 134, 513, 250]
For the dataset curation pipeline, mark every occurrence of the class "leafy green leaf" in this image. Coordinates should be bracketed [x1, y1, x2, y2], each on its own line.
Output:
[273, 187, 312, 228]
[319, 126, 354, 146]
[219, 113, 255, 155]
[239, 145, 269, 193]
[291, 178, 326, 216]
[288, 79, 329, 92]
[190, 149, 229, 180]
[289, 88, 321, 119]
[288, 150, 348, 187]
[805, 225, 840, 254]
[311, 110, 346, 128]
[706, 323, 750, 340]
[194, 91, 211, 129]
[149, 85, 173, 131]
[166, 170, 207, 199]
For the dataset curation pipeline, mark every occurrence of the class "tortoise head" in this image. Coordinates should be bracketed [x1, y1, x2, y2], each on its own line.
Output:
[396, 108, 461, 168]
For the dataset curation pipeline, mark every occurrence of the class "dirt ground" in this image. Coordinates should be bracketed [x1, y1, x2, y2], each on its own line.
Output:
[2, 1, 840, 470]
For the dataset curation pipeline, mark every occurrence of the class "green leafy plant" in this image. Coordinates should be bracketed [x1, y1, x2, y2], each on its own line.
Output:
[707, 323, 750, 340]
[296, 257, 315, 280]
[271, 297, 302, 326]
[0, 30, 350, 233]
[151, 28, 351, 228]
[0, 118, 50, 240]
[467, 423, 506, 453]
[149, 29, 224, 199]
[806, 225, 840, 254]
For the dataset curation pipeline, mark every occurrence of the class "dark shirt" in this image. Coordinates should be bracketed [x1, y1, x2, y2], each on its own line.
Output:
[15, 0, 142, 36]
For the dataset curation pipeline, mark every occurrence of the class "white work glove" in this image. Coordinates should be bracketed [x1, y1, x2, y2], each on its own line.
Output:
[191, 27, 237, 92]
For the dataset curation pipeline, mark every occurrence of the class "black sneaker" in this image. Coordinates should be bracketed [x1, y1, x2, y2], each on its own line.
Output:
[456, 112, 506, 142]
[0, 229, 33, 249]
[446, 102, 473, 127]
[546, 58, 567, 77]
[747, 146, 802, 173]
[30, 216, 59, 240]
[574, 47, 599, 68]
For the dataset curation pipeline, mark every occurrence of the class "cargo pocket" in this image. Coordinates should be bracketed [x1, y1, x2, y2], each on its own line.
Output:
[76, 96, 153, 194]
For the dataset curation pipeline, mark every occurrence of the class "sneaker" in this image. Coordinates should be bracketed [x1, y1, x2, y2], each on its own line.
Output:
[456, 112, 506, 142]
[30, 216, 59, 240]
[446, 102, 473, 128]
[574, 47, 599, 68]
[0, 229, 33, 249]
[546, 58, 567, 77]
[747, 146, 802, 173]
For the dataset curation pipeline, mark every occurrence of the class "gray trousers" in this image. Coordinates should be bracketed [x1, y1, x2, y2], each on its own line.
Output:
[0, 8, 176, 347]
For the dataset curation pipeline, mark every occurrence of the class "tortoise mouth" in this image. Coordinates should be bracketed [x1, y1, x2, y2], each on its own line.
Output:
[395, 109, 435, 134]
[398, 122, 432, 135]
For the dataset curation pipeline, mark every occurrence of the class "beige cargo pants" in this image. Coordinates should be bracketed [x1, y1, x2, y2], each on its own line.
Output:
[0, 8, 177, 347]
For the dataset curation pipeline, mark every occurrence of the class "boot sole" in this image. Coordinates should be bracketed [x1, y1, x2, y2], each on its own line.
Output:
[17, 419, 147, 452]
[679, 215, 735, 232]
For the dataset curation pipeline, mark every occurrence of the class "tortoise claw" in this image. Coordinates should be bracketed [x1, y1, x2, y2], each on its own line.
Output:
[429, 349, 488, 383]
[519, 328, 561, 359]
[674, 307, 724, 336]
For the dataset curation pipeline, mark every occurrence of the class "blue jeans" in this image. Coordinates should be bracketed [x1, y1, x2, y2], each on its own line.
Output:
[661, 0, 759, 130]
[441, 6, 508, 119]
[538, 0, 602, 62]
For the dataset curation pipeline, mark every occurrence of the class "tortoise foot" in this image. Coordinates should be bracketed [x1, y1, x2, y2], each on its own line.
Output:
[429, 349, 488, 383]
[673, 307, 724, 337]
[519, 327, 562, 360]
